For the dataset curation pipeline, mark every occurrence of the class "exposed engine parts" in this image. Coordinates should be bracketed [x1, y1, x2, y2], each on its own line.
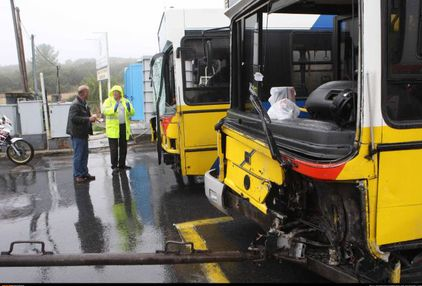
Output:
[253, 171, 422, 283]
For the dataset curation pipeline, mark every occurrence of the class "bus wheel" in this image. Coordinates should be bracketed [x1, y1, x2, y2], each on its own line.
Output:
[172, 159, 185, 186]
[173, 169, 185, 186]
[187, 176, 196, 185]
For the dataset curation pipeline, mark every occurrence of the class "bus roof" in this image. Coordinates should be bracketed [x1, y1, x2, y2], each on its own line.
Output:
[225, 0, 356, 20]
[158, 8, 229, 52]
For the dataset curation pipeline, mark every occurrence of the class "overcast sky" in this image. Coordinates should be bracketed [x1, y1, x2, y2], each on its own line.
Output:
[0, 0, 225, 66]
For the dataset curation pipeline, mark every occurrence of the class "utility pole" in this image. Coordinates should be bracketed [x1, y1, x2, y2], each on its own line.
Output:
[106, 32, 111, 94]
[40, 73, 51, 146]
[56, 65, 61, 100]
[10, 1, 29, 92]
[16, 7, 29, 92]
[31, 34, 39, 98]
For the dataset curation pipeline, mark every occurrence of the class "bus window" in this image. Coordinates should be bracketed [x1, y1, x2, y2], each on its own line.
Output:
[384, 0, 422, 127]
[239, 11, 335, 111]
[337, 17, 359, 81]
[166, 51, 176, 108]
[291, 32, 334, 100]
[181, 36, 230, 105]
[151, 54, 167, 116]
[240, 13, 260, 112]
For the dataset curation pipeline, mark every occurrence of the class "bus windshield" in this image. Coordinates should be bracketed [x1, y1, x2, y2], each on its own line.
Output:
[227, 0, 360, 161]
[234, 3, 358, 116]
[181, 34, 230, 105]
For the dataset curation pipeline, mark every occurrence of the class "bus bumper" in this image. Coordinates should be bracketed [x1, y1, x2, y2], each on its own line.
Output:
[204, 169, 228, 215]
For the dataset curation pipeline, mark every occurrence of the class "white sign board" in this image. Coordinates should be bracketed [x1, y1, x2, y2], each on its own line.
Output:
[96, 33, 109, 70]
[49, 102, 72, 138]
[97, 67, 110, 81]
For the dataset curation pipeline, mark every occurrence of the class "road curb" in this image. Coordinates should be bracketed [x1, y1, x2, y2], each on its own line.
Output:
[0, 142, 156, 160]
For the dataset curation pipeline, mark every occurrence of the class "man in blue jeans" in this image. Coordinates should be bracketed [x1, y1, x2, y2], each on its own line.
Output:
[66, 85, 98, 183]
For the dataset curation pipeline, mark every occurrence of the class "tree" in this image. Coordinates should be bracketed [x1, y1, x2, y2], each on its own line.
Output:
[81, 74, 121, 114]
[36, 44, 59, 67]
[60, 59, 96, 92]
[0, 65, 21, 92]
[1, 50, 137, 96]
[35, 44, 59, 94]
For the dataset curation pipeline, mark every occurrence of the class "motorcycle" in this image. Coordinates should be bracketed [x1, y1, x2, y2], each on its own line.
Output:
[0, 115, 34, 165]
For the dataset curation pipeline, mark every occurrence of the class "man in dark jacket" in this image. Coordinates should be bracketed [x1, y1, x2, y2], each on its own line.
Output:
[66, 85, 98, 183]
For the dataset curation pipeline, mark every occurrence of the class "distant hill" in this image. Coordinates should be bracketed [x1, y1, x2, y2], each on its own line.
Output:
[0, 57, 138, 94]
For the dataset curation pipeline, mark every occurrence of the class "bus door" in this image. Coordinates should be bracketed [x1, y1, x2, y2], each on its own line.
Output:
[179, 34, 230, 175]
[150, 51, 177, 162]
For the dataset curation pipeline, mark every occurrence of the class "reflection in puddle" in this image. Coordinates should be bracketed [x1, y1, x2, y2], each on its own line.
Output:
[0, 154, 173, 282]
[74, 182, 108, 254]
[112, 171, 143, 252]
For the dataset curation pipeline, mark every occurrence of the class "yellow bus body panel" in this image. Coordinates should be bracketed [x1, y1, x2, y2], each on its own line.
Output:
[180, 105, 228, 148]
[185, 150, 219, 176]
[382, 126, 422, 144]
[222, 127, 285, 214]
[176, 104, 229, 176]
[225, 136, 285, 185]
[376, 149, 422, 245]
[225, 161, 270, 214]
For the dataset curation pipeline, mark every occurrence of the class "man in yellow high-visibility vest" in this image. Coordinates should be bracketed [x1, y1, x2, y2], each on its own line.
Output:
[103, 85, 135, 173]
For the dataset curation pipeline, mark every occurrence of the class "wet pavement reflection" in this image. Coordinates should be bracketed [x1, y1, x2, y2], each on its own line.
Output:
[0, 146, 326, 283]
[74, 182, 107, 254]
[0, 148, 174, 283]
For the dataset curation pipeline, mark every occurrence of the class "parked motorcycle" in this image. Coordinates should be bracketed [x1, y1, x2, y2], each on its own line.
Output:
[0, 115, 34, 165]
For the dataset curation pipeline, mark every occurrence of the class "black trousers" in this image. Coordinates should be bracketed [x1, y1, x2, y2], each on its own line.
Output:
[108, 124, 127, 169]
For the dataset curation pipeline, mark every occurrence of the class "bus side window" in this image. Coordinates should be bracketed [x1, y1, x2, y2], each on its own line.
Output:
[384, 0, 422, 127]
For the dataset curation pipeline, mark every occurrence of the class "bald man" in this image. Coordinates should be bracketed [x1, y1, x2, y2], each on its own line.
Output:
[66, 85, 98, 183]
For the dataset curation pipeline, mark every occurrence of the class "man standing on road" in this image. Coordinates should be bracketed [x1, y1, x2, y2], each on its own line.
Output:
[66, 85, 98, 183]
[103, 85, 135, 173]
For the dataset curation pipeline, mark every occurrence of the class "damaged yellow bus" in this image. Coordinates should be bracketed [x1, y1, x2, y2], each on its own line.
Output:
[205, 0, 422, 282]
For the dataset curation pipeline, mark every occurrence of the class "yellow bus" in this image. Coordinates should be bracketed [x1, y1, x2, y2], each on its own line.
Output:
[205, 0, 422, 282]
[150, 8, 230, 185]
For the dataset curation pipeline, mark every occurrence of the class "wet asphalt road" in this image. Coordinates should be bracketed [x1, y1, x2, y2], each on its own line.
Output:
[0, 145, 327, 283]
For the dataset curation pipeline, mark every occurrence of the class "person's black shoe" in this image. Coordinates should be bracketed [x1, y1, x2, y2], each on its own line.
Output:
[112, 167, 120, 174]
[75, 176, 89, 184]
[84, 174, 96, 181]
[119, 165, 132, 170]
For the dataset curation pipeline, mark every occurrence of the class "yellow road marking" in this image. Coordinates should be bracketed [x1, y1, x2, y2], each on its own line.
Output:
[175, 216, 234, 283]
[176, 216, 233, 229]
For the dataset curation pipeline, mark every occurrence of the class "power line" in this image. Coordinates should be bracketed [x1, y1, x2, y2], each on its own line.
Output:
[35, 46, 58, 67]
[19, 19, 34, 64]
[19, 16, 58, 67]
[19, 17, 31, 39]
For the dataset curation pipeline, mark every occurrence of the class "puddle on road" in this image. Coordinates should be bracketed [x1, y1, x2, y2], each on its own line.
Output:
[0, 152, 178, 283]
